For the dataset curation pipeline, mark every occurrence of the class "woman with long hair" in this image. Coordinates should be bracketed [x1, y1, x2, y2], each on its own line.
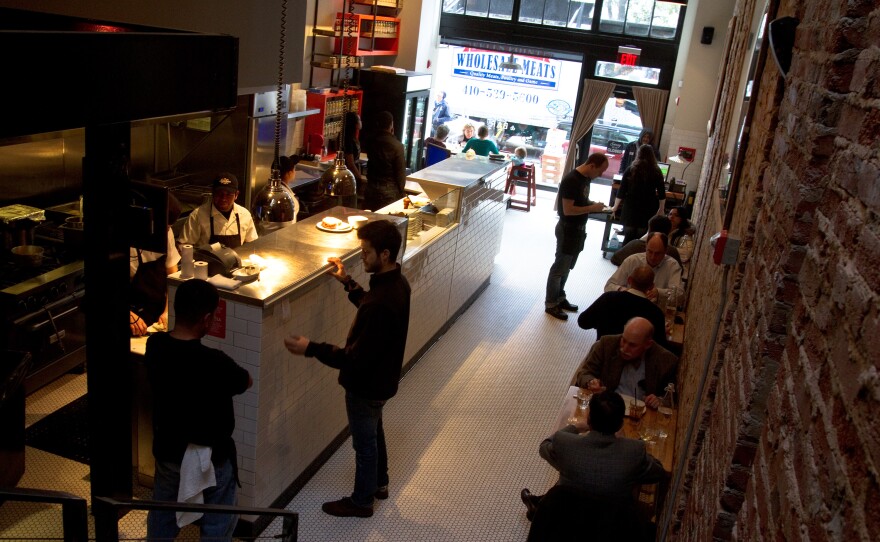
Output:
[611, 144, 667, 245]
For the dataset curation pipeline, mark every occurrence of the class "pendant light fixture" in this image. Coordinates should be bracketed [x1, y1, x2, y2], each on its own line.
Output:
[251, 0, 300, 234]
[324, 0, 357, 204]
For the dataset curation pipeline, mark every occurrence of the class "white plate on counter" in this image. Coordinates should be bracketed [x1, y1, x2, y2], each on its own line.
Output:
[316, 222, 353, 233]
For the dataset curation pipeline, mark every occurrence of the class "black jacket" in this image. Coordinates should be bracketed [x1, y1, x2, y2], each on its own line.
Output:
[306, 265, 411, 400]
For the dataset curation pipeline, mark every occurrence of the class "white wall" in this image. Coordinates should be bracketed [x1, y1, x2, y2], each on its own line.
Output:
[662, 0, 738, 191]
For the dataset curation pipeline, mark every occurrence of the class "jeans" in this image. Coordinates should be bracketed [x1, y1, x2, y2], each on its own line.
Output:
[147, 457, 238, 541]
[345, 391, 388, 507]
[545, 221, 585, 307]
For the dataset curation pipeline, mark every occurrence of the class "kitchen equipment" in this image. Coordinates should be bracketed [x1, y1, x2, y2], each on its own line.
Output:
[193, 245, 241, 277]
[0, 250, 87, 395]
[0, 205, 45, 251]
[358, 69, 432, 173]
[11, 245, 45, 267]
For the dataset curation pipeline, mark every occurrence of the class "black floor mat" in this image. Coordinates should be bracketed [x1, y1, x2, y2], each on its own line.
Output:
[25, 395, 90, 464]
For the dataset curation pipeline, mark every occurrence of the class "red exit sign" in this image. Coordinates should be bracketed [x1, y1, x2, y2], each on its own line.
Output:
[617, 46, 641, 67]
[619, 53, 639, 66]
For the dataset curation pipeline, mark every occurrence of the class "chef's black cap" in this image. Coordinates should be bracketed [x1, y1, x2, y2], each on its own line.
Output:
[213, 173, 239, 193]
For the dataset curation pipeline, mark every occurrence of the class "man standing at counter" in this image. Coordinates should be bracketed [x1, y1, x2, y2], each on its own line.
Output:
[363, 111, 406, 211]
[146, 279, 253, 538]
[544, 153, 609, 321]
[284, 220, 411, 518]
[178, 172, 258, 248]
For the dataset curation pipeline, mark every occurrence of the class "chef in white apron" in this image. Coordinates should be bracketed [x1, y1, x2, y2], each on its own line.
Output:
[179, 173, 258, 249]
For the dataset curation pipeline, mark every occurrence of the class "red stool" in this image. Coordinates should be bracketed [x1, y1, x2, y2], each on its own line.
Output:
[506, 164, 537, 212]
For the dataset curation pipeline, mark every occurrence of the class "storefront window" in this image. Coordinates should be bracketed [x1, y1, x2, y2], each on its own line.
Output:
[589, 96, 644, 180]
[599, 0, 682, 39]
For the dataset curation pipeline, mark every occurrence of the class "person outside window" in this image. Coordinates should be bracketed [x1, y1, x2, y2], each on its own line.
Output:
[432, 91, 452, 129]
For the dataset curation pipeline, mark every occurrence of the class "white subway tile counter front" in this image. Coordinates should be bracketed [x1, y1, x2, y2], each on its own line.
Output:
[155, 155, 508, 531]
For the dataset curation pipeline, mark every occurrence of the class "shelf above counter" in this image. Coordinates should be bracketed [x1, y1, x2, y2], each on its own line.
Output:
[287, 108, 320, 120]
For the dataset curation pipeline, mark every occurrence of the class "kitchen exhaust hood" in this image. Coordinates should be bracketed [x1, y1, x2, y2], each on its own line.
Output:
[0, 7, 238, 141]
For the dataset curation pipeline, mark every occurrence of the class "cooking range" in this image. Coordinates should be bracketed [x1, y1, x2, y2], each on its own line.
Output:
[1, 226, 86, 395]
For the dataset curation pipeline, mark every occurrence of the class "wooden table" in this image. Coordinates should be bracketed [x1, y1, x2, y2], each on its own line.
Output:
[554, 385, 677, 520]
[554, 385, 676, 474]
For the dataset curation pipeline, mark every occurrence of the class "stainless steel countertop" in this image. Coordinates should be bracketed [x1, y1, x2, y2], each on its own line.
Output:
[406, 154, 508, 187]
[169, 207, 407, 308]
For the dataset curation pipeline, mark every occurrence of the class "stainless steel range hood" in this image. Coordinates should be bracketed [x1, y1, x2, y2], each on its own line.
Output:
[1, 7, 239, 141]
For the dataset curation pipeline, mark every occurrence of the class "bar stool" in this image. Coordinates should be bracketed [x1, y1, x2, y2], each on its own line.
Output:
[506, 164, 537, 212]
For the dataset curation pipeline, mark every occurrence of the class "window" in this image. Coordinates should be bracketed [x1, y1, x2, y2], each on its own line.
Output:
[595, 60, 661, 85]
[443, 0, 683, 39]
[599, 0, 682, 39]
[589, 95, 645, 180]
[444, 0, 514, 19]
[518, 0, 595, 29]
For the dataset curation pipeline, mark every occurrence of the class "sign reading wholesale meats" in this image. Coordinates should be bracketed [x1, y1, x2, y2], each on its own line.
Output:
[435, 46, 582, 129]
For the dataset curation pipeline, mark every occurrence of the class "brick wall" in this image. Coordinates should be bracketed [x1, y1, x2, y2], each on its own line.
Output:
[669, 0, 880, 540]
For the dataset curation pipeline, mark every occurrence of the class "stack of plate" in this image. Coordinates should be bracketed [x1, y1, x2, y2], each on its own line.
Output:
[406, 214, 422, 240]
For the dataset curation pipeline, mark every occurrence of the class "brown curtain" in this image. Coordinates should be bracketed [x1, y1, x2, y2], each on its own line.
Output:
[563, 80, 616, 175]
[632, 86, 669, 153]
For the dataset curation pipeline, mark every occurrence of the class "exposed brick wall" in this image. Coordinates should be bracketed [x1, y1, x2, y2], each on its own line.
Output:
[669, 0, 880, 540]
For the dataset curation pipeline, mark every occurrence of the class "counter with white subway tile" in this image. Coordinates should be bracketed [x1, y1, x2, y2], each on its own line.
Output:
[162, 155, 508, 520]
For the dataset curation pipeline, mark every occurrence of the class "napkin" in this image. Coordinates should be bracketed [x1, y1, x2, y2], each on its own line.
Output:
[207, 275, 242, 290]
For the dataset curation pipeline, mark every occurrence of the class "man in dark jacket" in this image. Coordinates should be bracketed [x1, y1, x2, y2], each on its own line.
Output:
[578, 265, 669, 349]
[575, 317, 678, 409]
[363, 111, 406, 211]
[520, 391, 664, 529]
[146, 279, 253, 538]
[285, 220, 411, 518]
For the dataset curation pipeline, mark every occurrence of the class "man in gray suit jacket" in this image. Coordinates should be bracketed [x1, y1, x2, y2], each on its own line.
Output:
[521, 391, 665, 520]
[575, 317, 678, 409]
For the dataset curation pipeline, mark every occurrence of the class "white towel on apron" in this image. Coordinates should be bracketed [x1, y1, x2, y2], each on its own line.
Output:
[176, 444, 216, 527]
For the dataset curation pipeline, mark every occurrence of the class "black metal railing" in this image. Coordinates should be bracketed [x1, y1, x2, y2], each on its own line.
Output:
[92, 497, 298, 542]
[0, 487, 89, 542]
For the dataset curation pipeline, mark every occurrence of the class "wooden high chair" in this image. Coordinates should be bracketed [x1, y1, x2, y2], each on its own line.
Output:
[505, 163, 537, 212]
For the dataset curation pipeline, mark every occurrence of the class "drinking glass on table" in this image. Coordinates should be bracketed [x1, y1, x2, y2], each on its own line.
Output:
[637, 417, 657, 444]
[657, 384, 675, 439]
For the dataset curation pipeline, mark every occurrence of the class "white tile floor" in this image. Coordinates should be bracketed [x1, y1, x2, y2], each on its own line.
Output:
[263, 185, 619, 541]
[5, 183, 621, 541]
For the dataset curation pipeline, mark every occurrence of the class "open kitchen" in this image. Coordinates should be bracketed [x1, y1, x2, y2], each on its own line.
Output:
[0, 6, 508, 537]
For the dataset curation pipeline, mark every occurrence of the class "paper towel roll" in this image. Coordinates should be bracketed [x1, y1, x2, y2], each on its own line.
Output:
[180, 244, 194, 278]
[194, 261, 209, 280]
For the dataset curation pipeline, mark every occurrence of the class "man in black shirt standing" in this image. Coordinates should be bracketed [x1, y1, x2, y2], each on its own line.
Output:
[544, 153, 609, 320]
[285, 220, 411, 518]
[146, 279, 253, 539]
[363, 111, 406, 211]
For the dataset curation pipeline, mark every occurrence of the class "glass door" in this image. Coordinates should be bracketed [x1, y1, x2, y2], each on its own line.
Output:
[408, 93, 428, 172]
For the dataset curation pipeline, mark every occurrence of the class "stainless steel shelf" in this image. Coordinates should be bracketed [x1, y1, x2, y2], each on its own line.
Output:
[287, 108, 320, 120]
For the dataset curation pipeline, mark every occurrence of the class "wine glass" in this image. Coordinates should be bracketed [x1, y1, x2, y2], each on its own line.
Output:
[638, 418, 656, 445]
